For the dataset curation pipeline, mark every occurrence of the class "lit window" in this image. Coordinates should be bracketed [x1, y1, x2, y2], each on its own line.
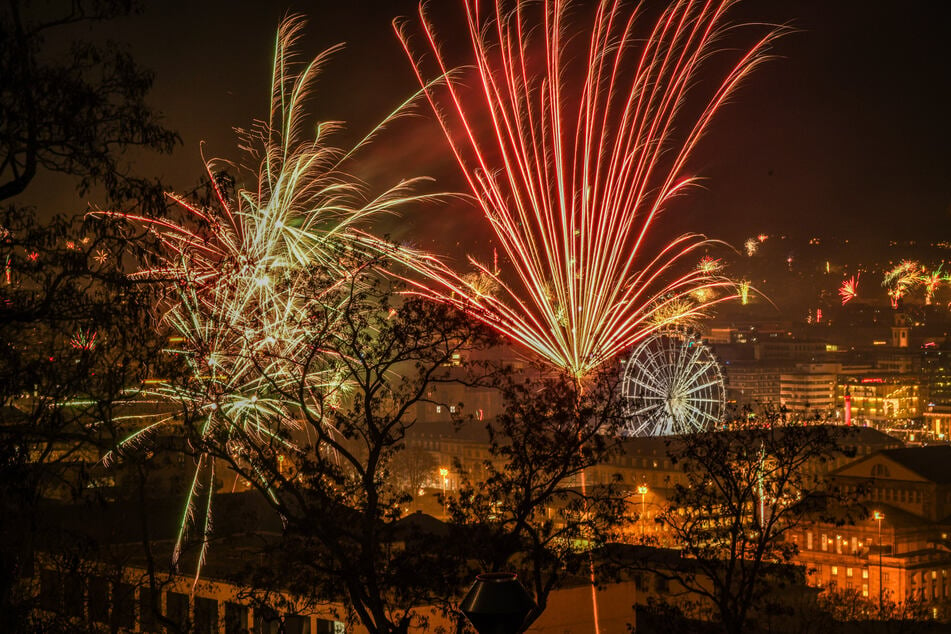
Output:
[862, 569, 869, 579]
[832, 566, 838, 576]
[846, 568, 853, 578]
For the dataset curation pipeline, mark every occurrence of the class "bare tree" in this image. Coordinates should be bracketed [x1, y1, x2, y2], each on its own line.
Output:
[0, 208, 179, 631]
[193, 264, 494, 634]
[643, 423, 861, 634]
[446, 366, 630, 629]
[390, 445, 438, 497]
[0, 0, 179, 204]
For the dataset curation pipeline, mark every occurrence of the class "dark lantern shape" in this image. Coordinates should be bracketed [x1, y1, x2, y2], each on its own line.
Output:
[459, 572, 536, 634]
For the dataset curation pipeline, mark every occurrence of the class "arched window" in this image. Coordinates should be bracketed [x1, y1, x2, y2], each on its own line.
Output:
[871, 463, 891, 478]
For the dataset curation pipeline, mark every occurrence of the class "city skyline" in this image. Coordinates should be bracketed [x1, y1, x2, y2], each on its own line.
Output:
[3, 2, 951, 632]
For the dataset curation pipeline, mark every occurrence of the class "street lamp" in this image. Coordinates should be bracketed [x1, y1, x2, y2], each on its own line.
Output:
[439, 467, 449, 516]
[460, 572, 536, 634]
[636, 485, 649, 538]
[873, 510, 885, 614]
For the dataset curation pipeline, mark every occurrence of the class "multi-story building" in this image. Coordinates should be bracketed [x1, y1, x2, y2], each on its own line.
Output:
[922, 341, 951, 407]
[720, 362, 784, 412]
[34, 547, 345, 633]
[780, 366, 837, 417]
[790, 445, 951, 620]
[408, 423, 901, 543]
[923, 407, 951, 441]
[756, 340, 827, 363]
[836, 374, 922, 425]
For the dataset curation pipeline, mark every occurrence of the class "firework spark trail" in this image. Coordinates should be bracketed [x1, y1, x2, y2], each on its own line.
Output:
[385, 0, 782, 377]
[920, 267, 943, 305]
[738, 280, 751, 306]
[95, 17, 432, 581]
[839, 274, 859, 305]
[883, 260, 919, 308]
[744, 238, 758, 257]
[698, 255, 722, 274]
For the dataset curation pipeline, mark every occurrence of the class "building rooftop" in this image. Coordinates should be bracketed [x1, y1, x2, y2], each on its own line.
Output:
[878, 445, 951, 485]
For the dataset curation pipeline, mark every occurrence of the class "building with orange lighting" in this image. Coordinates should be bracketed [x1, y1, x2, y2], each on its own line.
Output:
[836, 374, 922, 425]
[789, 445, 951, 621]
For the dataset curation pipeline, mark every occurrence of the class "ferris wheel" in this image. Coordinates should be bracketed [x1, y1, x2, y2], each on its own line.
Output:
[621, 329, 725, 436]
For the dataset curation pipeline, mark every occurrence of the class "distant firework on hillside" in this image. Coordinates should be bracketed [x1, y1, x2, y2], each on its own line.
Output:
[745, 238, 759, 257]
[921, 267, 944, 305]
[389, 0, 782, 377]
[883, 260, 920, 308]
[839, 275, 859, 305]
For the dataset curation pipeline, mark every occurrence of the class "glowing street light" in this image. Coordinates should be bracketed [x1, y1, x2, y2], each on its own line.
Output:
[439, 467, 449, 517]
[637, 485, 649, 538]
[874, 510, 885, 614]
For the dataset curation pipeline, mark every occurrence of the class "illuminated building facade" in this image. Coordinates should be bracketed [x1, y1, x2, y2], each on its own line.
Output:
[922, 408, 951, 441]
[409, 424, 901, 545]
[790, 446, 951, 621]
[921, 341, 951, 407]
[780, 368, 837, 417]
[835, 375, 922, 424]
[720, 363, 783, 411]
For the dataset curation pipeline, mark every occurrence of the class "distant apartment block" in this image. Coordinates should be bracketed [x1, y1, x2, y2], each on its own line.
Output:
[780, 368, 837, 417]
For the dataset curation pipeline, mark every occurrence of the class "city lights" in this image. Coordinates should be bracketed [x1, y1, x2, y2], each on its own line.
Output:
[5, 1, 950, 632]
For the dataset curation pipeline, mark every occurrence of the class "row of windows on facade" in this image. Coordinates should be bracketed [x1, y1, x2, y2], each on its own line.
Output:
[820, 569, 951, 601]
[840, 477, 933, 506]
[799, 532, 876, 554]
[414, 438, 674, 471]
[38, 570, 340, 634]
[821, 567, 950, 587]
[868, 486, 927, 504]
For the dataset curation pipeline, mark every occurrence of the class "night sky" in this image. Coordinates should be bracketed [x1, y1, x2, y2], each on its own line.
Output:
[16, 1, 951, 249]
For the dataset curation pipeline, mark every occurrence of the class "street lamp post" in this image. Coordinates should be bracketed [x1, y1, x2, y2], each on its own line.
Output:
[874, 510, 885, 615]
[439, 467, 449, 517]
[636, 485, 649, 538]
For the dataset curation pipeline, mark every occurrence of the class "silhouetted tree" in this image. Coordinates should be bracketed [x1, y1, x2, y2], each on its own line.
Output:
[0, 209, 178, 631]
[446, 366, 630, 629]
[196, 263, 494, 634]
[642, 423, 861, 634]
[0, 0, 179, 204]
[818, 587, 935, 633]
